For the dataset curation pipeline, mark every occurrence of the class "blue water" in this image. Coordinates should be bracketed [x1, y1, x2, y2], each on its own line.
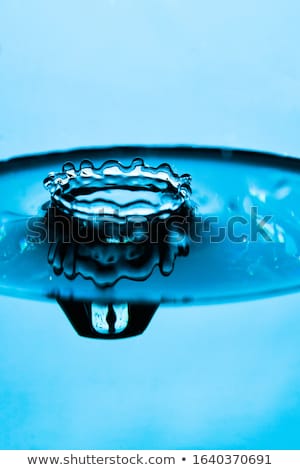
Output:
[1, 0, 300, 449]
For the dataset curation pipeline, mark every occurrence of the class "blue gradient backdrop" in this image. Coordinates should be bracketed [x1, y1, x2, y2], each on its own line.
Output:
[1, 0, 300, 449]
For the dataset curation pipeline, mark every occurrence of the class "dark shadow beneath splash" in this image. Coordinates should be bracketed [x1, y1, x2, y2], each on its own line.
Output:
[57, 298, 159, 339]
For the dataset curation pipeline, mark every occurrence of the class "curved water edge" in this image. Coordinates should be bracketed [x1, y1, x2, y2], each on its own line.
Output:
[0, 145, 300, 305]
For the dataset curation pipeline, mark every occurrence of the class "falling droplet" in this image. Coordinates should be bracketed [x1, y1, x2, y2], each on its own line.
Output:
[91, 303, 129, 335]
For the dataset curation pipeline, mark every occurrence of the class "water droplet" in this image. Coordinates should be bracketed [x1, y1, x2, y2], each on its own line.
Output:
[62, 161, 75, 172]
[91, 303, 129, 335]
[79, 160, 94, 177]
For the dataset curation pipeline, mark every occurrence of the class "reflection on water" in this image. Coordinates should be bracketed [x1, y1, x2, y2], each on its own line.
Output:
[1, 147, 300, 337]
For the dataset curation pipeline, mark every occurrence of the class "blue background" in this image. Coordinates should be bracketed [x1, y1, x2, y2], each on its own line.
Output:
[1, 0, 300, 449]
